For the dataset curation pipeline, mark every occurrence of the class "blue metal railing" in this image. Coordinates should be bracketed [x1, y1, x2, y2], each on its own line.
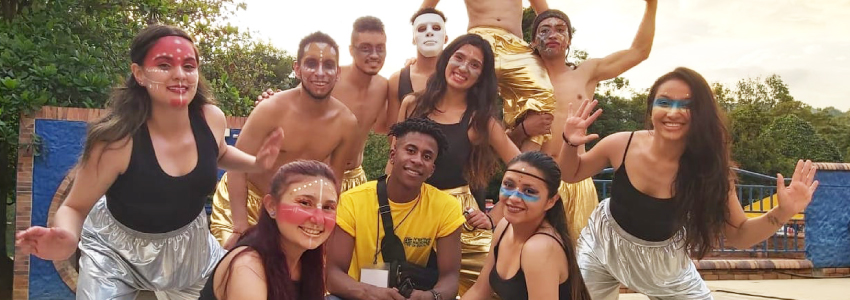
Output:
[591, 168, 804, 257]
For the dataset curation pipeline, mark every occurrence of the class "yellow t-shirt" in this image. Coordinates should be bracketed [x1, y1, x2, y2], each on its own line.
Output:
[337, 180, 465, 281]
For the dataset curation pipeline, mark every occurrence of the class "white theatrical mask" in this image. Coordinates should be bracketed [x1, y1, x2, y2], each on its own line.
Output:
[413, 13, 446, 58]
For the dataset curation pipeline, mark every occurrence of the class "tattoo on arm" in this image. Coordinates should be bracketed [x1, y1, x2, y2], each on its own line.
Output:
[767, 213, 783, 227]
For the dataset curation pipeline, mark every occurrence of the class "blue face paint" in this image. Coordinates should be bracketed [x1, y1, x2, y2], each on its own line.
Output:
[500, 186, 540, 202]
[653, 98, 692, 110]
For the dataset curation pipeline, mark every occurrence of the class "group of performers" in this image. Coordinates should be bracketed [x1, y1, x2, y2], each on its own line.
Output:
[16, 0, 821, 300]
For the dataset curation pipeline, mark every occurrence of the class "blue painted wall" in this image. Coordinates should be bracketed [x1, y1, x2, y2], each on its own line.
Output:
[27, 120, 240, 299]
[30, 119, 85, 300]
[806, 170, 850, 267]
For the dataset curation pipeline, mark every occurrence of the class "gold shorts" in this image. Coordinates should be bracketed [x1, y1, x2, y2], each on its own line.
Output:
[468, 26, 556, 145]
[443, 185, 493, 296]
[558, 177, 600, 242]
[341, 165, 368, 192]
[210, 172, 264, 246]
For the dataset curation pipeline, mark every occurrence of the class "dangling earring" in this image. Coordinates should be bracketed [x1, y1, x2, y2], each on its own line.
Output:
[270, 210, 276, 218]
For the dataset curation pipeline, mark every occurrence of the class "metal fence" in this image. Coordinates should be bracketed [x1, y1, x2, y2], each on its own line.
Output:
[592, 168, 804, 257]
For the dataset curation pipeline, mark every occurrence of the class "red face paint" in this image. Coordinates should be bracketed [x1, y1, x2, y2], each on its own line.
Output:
[276, 203, 336, 230]
[141, 36, 199, 107]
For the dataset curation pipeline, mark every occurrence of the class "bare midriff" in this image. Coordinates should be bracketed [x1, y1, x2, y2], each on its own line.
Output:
[465, 0, 524, 38]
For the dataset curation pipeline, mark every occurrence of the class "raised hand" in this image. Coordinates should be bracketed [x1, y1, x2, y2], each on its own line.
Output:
[562, 99, 603, 146]
[16, 226, 78, 261]
[254, 127, 284, 171]
[776, 159, 819, 218]
[254, 88, 280, 106]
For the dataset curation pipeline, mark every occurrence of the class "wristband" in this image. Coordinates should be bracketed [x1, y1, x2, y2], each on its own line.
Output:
[429, 289, 442, 300]
[562, 133, 580, 147]
[520, 121, 530, 137]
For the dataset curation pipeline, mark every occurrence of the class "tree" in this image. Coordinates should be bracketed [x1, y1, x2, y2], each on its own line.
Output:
[761, 114, 843, 169]
[0, 2, 295, 296]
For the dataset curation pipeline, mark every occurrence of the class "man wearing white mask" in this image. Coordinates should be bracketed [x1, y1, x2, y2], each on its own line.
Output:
[385, 8, 448, 128]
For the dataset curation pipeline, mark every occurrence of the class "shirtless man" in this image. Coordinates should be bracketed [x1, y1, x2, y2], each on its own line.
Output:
[421, 0, 557, 153]
[259, 17, 389, 193]
[385, 8, 448, 128]
[524, 4, 658, 241]
[211, 32, 358, 249]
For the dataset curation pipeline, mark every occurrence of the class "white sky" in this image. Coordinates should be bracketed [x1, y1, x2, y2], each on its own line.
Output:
[231, 0, 850, 111]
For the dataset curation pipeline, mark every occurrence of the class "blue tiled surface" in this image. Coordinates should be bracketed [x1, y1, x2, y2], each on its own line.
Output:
[806, 171, 850, 267]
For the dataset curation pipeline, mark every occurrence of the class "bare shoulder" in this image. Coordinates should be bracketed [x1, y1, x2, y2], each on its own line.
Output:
[228, 247, 265, 279]
[202, 104, 226, 120]
[400, 94, 418, 108]
[369, 75, 389, 100]
[521, 232, 564, 264]
[329, 96, 358, 125]
[388, 70, 401, 85]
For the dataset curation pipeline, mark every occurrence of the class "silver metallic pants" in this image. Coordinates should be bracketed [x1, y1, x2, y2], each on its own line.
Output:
[577, 199, 712, 300]
[77, 197, 225, 300]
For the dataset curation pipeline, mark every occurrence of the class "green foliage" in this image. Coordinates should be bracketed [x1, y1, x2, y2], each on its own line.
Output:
[362, 132, 390, 180]
[0, 0, 296, 209]
[762, 115, 842, 165]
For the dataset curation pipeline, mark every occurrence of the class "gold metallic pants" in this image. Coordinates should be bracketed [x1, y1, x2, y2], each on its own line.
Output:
[210, 172, 264, 246]
[469, 26, 556, 145]
[443, 186, 493, 296]
[558, 178, 600, 242]
[341, 165, 368, 193]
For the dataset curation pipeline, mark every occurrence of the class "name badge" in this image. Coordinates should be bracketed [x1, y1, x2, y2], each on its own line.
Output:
[360, 263, 390, 288]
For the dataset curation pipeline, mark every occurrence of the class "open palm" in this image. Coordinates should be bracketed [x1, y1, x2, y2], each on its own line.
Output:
[563, 99, 603, 146]
[15, 226, 78, 261]
[776, 159, 819, 216]
[255, 127, 284, 171]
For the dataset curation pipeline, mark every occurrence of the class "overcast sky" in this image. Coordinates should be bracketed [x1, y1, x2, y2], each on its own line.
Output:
[231, 0, 850, 111]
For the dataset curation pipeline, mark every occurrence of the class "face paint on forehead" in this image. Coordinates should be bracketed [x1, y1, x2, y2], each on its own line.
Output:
[301, 43, 338, 75]
[143, 36, 197, 67]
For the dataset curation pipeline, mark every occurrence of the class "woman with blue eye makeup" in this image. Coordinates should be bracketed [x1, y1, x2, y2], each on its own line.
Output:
[557, 67, 820, 300]
[463, 151, 591, 300]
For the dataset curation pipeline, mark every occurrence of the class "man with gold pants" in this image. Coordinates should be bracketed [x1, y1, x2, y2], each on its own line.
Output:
[443, 186, 493, 296]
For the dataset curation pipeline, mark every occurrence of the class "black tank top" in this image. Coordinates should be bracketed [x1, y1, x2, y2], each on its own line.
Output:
[425, 109, 473, 190]
[489, 225, 573, 300]
[105, 108, 219, 233]
[397, 65, 414, 102]
[199, 246, 302, 300]
[609, 132, 676, 241]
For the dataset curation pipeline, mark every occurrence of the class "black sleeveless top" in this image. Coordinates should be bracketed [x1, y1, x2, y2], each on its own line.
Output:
[105, 108, 219, 233]
[397, 65, 415, 102]
[609, 132, 676, 241]
[199, 247, 302, 300]
[489, 225, 573, 300]
[425, 109, 473, 190]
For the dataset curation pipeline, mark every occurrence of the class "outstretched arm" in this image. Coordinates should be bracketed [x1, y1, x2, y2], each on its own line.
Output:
[421, 0, 439, 8]
[16, 140, 129, 260]
[723, 160, 819, 249]
[589, 0, 657, 82]
[529, 0, 550, 14]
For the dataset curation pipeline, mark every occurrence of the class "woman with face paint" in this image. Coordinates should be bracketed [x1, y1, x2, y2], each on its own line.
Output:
[558, 67, 820, 300]
[462, 151, 591, 300]
[395, 34, 521, 295]
[199, 160, 338, 300]
[16, 25, 282, 299]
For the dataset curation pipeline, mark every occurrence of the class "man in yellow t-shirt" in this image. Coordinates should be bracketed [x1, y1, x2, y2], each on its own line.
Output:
[327, 118, 465, 300]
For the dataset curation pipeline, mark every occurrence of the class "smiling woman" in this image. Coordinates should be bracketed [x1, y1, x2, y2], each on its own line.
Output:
[200, 160, 340, 300]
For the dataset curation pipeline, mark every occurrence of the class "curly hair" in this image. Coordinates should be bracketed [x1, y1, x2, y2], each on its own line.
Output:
[388, 117, 450, 162]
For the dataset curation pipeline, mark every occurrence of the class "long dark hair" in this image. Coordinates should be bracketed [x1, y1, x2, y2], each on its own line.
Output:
[506, 151, 591, 300]
[220, 161, 339, 300]
[644, 67, 734, 259]
[81, 24, 214, 164]
[408, 34, 500, 189]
